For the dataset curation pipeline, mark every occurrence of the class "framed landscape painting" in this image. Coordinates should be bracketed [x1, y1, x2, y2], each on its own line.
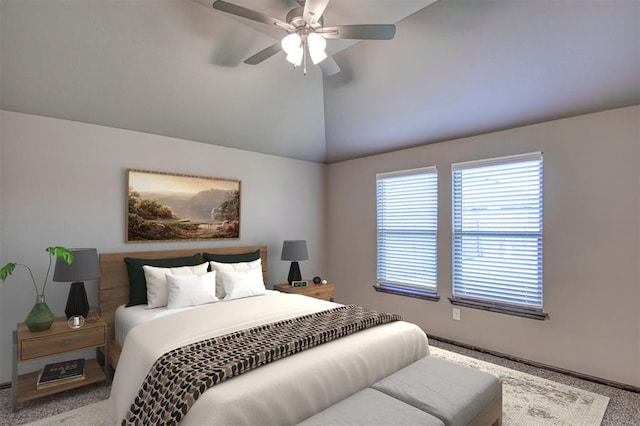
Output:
[126, 169, 240, 242]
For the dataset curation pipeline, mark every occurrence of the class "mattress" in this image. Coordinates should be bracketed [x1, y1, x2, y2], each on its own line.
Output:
[109, 292, 430, 425]
[114, 290, 281, 347]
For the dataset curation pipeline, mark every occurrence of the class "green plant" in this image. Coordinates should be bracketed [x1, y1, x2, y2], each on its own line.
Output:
[0, 247, 75, 295]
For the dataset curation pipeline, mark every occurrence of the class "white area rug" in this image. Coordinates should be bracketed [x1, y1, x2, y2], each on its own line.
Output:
[24, 347, 609, 426]
[429, 346, 609, 425]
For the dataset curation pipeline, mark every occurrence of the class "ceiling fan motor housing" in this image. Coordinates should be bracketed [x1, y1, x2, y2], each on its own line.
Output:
[286, 7, 323, 31]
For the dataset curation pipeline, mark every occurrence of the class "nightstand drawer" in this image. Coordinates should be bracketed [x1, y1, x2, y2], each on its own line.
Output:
[301, 286, 334, 300]
[273, 282, 335, 301]
[20, 327, 106, 361]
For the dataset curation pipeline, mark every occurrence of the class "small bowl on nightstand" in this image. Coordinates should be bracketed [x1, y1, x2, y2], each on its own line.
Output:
[67, 315, 85, 329]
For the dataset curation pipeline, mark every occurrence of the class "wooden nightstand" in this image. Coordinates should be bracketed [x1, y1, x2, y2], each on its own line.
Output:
[273, 282, 335, 301]
[12, 316, 109, 412]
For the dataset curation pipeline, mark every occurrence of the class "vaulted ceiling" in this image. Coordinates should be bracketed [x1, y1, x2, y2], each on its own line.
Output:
[1, 0, 638, 163]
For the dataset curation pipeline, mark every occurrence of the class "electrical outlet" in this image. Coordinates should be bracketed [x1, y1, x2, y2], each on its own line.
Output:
[453, 308, 461, 321]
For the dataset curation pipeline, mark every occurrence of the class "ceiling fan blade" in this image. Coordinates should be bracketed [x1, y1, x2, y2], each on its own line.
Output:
[303, 0, 330, 26]
[212, 0, 293, 31]
[318, 55, 340, 76]
[244, 42, 283, 65]
[320, 24, 396, 40]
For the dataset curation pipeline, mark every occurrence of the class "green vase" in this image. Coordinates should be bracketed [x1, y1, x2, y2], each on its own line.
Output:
[25, 294, 55, 332]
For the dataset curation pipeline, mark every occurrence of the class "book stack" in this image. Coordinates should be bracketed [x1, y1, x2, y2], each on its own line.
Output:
[36, 358, 85, 389]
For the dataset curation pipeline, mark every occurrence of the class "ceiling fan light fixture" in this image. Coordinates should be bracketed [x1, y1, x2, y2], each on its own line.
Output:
[211, 0, 397, 76]
[281, 33, 301, 55]
[309, 49, 327, 65]
[286, 49, 303, 66]
[282, 33, 303, 66]
[307, 32, 327, 64]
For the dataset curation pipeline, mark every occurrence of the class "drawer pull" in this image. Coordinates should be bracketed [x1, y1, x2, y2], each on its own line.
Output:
[63, 339, 72, 346]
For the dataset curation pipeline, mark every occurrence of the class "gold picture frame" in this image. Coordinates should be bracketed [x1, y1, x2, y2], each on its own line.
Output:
[126, 169, 240, 242]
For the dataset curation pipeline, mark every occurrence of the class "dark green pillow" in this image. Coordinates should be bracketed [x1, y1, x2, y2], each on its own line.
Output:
[124, 254, 201, 307]
[202, 250, 261, 264]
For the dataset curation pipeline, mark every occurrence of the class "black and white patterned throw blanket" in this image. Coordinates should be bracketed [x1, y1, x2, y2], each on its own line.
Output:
[123, 304, 401, 425]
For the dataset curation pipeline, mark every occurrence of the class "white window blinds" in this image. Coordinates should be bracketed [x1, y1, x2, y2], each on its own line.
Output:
[452, 152, 543, 310]
[376, 167, 438, 293]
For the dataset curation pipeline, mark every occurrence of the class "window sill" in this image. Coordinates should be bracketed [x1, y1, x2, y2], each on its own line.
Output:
[373, 285, 440, 302]
[449, 297, 549, 320]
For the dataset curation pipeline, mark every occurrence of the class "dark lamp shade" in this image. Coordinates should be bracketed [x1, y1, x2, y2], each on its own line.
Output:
[53, 248, 100, 319]
[53, 248, 100, 282]
[281, 240, 309, 261]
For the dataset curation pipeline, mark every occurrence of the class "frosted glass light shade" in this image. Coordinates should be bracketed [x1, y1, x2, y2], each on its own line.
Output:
[282, 33, 303, 66]
[286, 48, 303, 66]
[281, 33, 301, 54]
[307, 33, 327, 64]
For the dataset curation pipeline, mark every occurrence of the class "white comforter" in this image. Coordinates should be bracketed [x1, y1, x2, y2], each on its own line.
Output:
[109, 292, 429, 425]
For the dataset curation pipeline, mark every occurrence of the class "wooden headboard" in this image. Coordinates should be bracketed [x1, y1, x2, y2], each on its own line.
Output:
[98, 245, 267, 355]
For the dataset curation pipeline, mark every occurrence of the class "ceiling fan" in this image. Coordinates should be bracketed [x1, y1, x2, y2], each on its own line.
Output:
[211, 0, 396, 76]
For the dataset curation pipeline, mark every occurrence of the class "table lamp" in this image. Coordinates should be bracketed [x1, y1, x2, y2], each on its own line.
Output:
[281, 240, 308, 284]
[53, 248, 100, 319]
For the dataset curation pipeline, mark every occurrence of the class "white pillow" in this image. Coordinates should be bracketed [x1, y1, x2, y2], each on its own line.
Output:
[166, 271, 219, 309]
[143, 262, 209, 308]
[217, 267, 266, 301]
[209, 259, 262, 298]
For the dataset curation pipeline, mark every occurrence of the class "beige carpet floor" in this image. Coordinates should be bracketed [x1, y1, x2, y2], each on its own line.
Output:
[14, 346, 610, 426]
[23, 400, 112, 426]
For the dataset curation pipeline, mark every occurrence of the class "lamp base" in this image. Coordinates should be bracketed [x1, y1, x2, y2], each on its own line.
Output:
[65, 281, 90, 319]
[287, 261, 302, 285]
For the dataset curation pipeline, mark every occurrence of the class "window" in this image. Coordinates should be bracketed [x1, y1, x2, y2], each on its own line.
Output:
[451, 152, 547, 319]
[375, 167, 438, 300]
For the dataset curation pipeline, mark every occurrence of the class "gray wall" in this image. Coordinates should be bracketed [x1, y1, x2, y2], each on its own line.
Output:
[326, 106, 640, 387]
[0, 110, 326, 382]
[3, 107, 639, 388]
[0, 112, 4, 357]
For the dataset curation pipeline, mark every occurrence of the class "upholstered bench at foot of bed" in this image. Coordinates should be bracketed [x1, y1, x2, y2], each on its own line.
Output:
[373, 356, 502, 426]
[297, 388, 445, 426]
[298, 356, 502, 426]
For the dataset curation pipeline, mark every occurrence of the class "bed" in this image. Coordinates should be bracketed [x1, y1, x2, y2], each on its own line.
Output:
[99, 245, 430, 425]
